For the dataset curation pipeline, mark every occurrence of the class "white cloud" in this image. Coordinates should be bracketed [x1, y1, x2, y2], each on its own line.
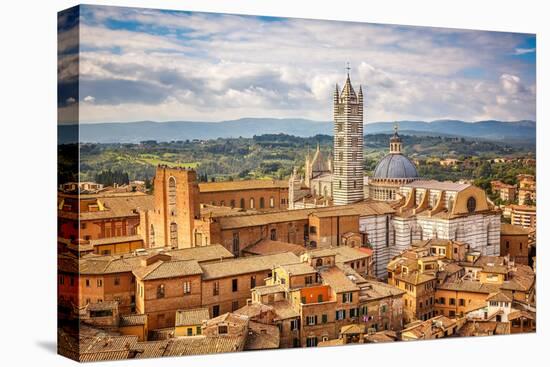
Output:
[74, 6, 536, 123]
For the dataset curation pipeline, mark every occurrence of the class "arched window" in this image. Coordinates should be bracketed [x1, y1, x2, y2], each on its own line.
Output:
[170, 222, 178, 247]
[467, 197, 476, 213]
[269, 197, 275, 208]
[157, 284, 165, 298]
[168, 176, 177, 216]
[260, 197, 265, 209]
[250, 198, 255, 209]
[240, 198, 245, 209]
[150, 224, 155, 246]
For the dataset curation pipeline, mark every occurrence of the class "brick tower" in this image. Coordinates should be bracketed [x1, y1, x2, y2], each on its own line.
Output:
[150, 165, 200, 249]
[332, 71, 365, 205]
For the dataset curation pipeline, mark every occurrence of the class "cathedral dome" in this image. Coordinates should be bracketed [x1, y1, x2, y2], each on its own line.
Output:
[373, 153, 418, 179]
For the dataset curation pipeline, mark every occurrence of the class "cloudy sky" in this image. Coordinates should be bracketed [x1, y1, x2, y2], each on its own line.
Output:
[58, 5, 536, 124]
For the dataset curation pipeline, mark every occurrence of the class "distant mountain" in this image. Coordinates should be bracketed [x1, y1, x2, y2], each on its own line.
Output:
[58, 118, 536, 144]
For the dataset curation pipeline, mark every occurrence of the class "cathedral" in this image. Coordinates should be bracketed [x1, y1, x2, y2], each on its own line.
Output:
[288, 70, 501, 277]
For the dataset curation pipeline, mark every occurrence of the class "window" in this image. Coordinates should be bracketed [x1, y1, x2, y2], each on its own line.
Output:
[259, 197, 265, 209]
[218, 325, 228, 334]
[168, 176, 177, 216]
[212, 305, 220, 317]
[232, 300, 239, 311]
[306, 337, 318, 347]
[269, 197, 275, 208]
[335, 310, 346, 320]
[338, 138, 344, 147]
[170, 222, 178, 247]
[317, 294, 323, 303]
[232, 233, 240, 255]
[149, 224, 155, 246]
[381, 305, 387, 313]
[187, 328, 193, 336]
[305, 275, 313, 285]
[449, 298, 456, 306]
[290, 319, 299, 331]
[183, 281, 191, 294]
[196, 326, 202, 335]
[232, 278, 238, 292]
[350, 308, 358, 318]
[250, 276, 256, 289]
[337, 122, 343, 132]
[157, 284, 165, 298]
[339, 152, 344, 161]
[240, 198, 245, 208]
[97, 279, 103, 287]
[85, 279, 90, 287]
[449, 310, 456, 317]
[306, 315, 317, 325]
[343, 292, 353, 303]
[114, 277, 120, 286]
[213, 281, 220, 296]
[270, 228, 277, 241]
[322, 314, 328, 324]
[250, 198, 255, 209]
[459, 298, 465, 306]
[467, 197, 476, 213]
[439, 297, 445, 305]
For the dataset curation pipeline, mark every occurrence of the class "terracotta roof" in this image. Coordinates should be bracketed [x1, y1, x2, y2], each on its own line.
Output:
[319, 266, 359, 293]
[244, 321, 280, 350]
[87, 301, 118, 312]
[357, 279, 406, 301]
[279, 262, 317, 276]
[243, 239, 305, 256]
[252, 284, 286, 296]
[218, 200, 394, 230]
[133, 340, 170, 359]
[119, 314, 147, 327]
[487, 292, 513, 303]
[340, 324, 366, 334]
[205, 312, 249, 329]
[508, 310, 535, 321]
[175, 308, 210, 326]
[80, 245, 233, 275]
[199, 180, 288, 193]
[201, 253, 300, 280]
[458, 321, 510, 337]
[133, 259, 203, 280]
[199, 204, 252, 218]
[396, 272, 436, 285]
[307, 246, 371, 263]
[162, 335, 245, 356]
[402, 180, 471, 192]
[59, 194, 154, 220]
[501, 223, 531, 235]
[438, 280, 500, 294]
[234, 302, 275, 319]
[89, 234, 143, 246]
[270, 300, 300, 320]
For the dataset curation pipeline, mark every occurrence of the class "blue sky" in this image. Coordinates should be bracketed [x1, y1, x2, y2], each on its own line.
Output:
[58, 5, 536, 123]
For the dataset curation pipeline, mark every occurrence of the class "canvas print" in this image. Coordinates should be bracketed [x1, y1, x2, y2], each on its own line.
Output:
[57, 5, 536, 362]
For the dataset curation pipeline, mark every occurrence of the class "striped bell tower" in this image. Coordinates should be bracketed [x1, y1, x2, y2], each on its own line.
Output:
[332, 68, 364, 205]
